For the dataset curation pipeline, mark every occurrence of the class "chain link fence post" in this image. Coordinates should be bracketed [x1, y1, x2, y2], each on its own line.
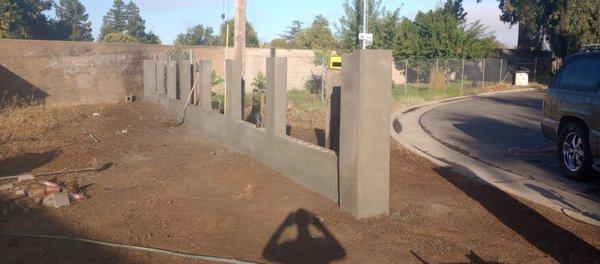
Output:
[405, 59, 408, 94]
[482, 58, 486, 88]
[461, 58, 465, 90]
[534, 57, 538, 83]
[499, 59, 503, 84]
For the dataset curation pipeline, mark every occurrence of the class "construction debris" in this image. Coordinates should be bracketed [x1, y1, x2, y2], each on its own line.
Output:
[43, 193, 70, 208]
[85, 132, 100, 143]
[0, 183, 14, 191]
[17, 174, 35, 182]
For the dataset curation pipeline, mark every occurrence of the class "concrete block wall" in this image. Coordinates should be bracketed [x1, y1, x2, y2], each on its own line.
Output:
[144, 58, 340, 202]
[143, 49, 392, 218]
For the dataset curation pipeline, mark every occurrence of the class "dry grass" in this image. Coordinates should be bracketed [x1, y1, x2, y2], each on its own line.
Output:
[0, 103, 107, 158]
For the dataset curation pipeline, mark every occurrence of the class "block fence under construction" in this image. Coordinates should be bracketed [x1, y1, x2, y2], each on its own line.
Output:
[143, 50, 392, 218]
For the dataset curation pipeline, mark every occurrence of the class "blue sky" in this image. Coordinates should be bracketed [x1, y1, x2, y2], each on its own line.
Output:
[64, 0, 518, 47]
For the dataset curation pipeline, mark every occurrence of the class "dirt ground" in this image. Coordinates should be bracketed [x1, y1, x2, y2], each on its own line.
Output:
[0, 102, 598, 264]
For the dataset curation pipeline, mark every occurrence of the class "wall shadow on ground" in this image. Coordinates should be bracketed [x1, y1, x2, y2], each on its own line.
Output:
[262, 208, 346, 264]
[0, 66, 48, 108]
[0, 149, 61, 176]
[433, 167, 600, 263]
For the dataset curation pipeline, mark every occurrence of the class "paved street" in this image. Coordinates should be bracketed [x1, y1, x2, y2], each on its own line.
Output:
[420, 90, 600, 202]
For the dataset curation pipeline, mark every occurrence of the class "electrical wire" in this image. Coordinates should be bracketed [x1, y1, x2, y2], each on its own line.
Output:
[0, 233, 261, 264]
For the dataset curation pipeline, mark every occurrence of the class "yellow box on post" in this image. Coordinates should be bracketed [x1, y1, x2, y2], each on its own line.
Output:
[329, 56, 342, 70]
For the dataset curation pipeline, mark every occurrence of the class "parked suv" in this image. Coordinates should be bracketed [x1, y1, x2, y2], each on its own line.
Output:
[542, 48, 600, 180]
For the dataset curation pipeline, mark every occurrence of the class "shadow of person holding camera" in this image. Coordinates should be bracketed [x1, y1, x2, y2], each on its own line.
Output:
[262, 209, 346, 264]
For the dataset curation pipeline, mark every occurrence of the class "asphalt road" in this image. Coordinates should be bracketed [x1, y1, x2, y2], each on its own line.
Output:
[420, 90, 600, 201]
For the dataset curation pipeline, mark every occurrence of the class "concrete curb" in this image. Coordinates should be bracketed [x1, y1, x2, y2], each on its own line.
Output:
[390, 88, 600, 227]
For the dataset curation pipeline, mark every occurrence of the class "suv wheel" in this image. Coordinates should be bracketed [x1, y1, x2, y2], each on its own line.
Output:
[558, 122, 593, 181]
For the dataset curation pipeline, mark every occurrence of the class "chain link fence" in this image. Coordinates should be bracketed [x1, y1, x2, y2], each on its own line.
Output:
[392, 57, 559, 107]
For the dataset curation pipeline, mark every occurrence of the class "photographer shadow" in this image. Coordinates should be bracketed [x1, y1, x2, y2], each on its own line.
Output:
[262, 209, 346, 264]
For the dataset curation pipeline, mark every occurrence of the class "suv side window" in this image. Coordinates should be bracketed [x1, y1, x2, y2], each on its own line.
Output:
[557, 55, 600, 92]
[575, 55, 600, 92]
[557, 57, 583, 90]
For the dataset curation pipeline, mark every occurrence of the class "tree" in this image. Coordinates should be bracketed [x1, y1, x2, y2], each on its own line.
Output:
[296, 15, 337, 50]
[393, 9, 497, 59]
[443, 0, 467, 22]
[545, 0, 600, 56]
[54, 0, 93, 41]
[125, 1, 145, 41]
[103, 32, 138, 43]
[268, 38, 289, 48]
[144, 31, 161, 44]
[280, 20, 303, 47]
[371, 8, 401, 50]
[174, 25, 215, 45]
[337, 0, 385, 51]
[214, 19, 259, 47]
[0, 0, 53, 39]
[99, 0, 127, 41]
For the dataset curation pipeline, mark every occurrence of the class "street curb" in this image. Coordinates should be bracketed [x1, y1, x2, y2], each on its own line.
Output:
[390, 88, 600, 227]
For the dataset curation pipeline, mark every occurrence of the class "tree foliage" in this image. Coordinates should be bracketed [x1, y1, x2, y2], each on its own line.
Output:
[102, 32, 137, 43]
[99, 0, 159, 44]
[0, 0, 53, 39]
[486, 0, 600, 56]
[99, 0, 126, 41]
[54, 0, 93, 41]
[125, 1, 145, 41]
[280, 20, 303, 46]
[174, 25, 215, 46]
[395, 9, 497, 59]
[443, 0, 467, 22]
[337, 0, 386, 51]
[214, 19, 259, 47]
[296, 15, 337, 50]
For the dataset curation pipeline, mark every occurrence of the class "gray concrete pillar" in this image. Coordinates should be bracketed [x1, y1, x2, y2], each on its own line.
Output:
[156, 61, 166, 95]
[339, 49, 392, 218]
[266, 57, 287, 136]
[143, 60, 156, 98]
[166, 61, 177, 99]
[226, 59, 242, 120]
[179, 60, 191, 101]
[199, 60, 212, 111]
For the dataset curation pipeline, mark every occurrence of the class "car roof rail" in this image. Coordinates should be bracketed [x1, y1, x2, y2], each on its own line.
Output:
[581, 44, 600, 53]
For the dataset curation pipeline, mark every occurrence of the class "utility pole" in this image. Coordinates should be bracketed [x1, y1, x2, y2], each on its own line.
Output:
[362, 0, 367, 49]
[234, 0, 246, 76]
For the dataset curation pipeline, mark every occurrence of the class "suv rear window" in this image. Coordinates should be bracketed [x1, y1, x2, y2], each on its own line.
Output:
[556, 54, 600, 92]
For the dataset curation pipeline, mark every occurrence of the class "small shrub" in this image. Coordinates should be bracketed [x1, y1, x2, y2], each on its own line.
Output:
[251, 72, 267, 93]
[303, 74, 323, 94]
[167, 45, 189, 61]
[428, 67, 446, 89]
[211, 70, 224, 87]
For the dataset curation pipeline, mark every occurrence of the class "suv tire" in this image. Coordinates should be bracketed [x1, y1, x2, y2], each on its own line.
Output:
[558, 122, 593, 181]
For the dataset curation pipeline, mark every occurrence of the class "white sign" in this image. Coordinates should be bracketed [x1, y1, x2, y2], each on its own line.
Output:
[359, 33, 373, 47]
[359, 33, 373, 42]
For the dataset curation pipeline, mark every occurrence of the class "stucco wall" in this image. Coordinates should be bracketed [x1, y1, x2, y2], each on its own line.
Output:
[1, 39, 403, 106]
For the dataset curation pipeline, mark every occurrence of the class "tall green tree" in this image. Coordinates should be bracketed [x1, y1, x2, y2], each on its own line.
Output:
[0, 0, 53, 39]
[54, 0, 93, 41]
[393, 9, 497, 59]
[124, 0, 145, 41]
[443, 0, 467, 22]
[296, 15, 337, 50]
[280, 20, 303, 47]
[214, 19, 260, 47]
[545, 0, 600, 56]
[337, 0, 385, 51]
[99, 0, 127, 41]
[174, 25, 215, 45]
[483, 0, 599, 56]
